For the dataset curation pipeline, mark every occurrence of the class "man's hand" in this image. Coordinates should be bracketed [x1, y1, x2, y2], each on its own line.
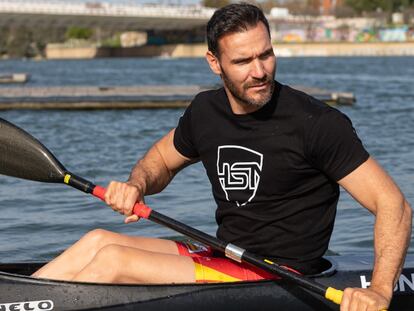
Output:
[340, 287, 391, 311]
[104, 181, 144, 224]
[102, 130, 192, 225]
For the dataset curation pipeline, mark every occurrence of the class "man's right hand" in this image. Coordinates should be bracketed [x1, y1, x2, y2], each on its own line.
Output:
[104, 181, 145, 223]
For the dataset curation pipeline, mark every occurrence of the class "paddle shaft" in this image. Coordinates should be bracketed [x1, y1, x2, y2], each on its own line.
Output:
[64, 173, 341, 304]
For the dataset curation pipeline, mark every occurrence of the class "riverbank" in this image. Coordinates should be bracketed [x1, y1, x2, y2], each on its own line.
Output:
[44, 42, 414, 59]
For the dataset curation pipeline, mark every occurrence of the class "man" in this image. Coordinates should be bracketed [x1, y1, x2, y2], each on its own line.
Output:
[33, 3, 411, 310]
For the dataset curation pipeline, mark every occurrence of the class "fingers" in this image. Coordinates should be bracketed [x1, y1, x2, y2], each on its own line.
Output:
[341, 287, 389, 311]
[104, 181, 143, 220]
[125, 214, 140, 224]
[340, 288, 351, 311]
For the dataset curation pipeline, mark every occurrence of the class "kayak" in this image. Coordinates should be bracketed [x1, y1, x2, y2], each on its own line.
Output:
[0, 254, 413, 311]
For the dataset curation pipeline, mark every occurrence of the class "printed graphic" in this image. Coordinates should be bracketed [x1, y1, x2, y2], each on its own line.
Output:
[217, 145, 263, 207]
[361, 273, 414, 293]
[186, 242, 209, 254]
[0, 300, 54, 311]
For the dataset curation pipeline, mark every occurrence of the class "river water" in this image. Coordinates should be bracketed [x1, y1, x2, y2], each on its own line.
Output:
[0, 56, 413, 262]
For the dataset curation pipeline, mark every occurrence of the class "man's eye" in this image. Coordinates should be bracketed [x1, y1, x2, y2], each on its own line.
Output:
[235, 59, 250, 65]
[260, 52, 274, 60]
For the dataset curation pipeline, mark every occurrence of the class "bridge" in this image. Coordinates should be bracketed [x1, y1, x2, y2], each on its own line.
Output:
[0, 0, 215, 30]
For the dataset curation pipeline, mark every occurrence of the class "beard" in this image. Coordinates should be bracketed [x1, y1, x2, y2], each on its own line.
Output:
[221, 69, 275, 109]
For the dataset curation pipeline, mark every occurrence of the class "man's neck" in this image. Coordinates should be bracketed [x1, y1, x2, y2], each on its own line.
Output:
[224, 87, 262, 115]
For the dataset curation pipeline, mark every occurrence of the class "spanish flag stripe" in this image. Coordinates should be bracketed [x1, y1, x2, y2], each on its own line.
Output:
[195, 263, 242, 282]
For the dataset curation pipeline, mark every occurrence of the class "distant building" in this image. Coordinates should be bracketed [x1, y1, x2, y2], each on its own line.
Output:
[270, 7, 290, 18]
[320, 0, 344, 15]
[120, 32, 148, 47]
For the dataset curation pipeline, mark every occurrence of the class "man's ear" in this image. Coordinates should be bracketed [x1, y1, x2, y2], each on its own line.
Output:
[206, 50, 222, 75]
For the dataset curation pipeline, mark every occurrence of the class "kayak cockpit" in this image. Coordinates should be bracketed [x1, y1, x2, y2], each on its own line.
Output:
[0, 262, 45, 276]
[0, 257, 338, 280]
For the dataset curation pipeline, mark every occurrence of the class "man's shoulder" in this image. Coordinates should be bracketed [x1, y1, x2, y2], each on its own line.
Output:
[185, 87, 226, 118]
[278, 82, 335, 117]
[279, 83, 326, 109]
[192, 87, 225, 104]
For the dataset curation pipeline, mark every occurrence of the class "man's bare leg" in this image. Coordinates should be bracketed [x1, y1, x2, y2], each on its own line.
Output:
[32, 229, 180, 281]
[72, 245, 195, 284]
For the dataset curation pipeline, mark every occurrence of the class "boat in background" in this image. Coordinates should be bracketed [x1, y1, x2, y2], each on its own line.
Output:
[0, 73, 29, 84]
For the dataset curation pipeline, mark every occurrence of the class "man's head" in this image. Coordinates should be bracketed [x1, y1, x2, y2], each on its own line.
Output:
[205, 3, 276, 113]
[207, 3, 271, 58]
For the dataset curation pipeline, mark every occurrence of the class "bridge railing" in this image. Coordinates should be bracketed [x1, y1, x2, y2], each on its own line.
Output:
[0, 0, 214, 19]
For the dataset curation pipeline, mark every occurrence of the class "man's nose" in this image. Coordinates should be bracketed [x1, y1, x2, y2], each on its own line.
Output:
[250, 59, 266, 79]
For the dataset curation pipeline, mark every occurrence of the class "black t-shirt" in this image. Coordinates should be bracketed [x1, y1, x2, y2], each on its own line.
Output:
[174, 81, 369, 274]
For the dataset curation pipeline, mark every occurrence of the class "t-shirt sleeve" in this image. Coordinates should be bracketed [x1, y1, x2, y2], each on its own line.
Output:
[306, 108, 370, 181]
[173, 103, 199, 159]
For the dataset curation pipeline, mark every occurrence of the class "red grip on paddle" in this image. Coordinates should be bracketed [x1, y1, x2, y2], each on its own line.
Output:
[92, 185, 106, 200]
[92, 185, 152, 219]
[132, 203, 152, 219]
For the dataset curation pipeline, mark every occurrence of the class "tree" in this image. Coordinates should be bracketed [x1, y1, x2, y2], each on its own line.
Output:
[0, 27, 8, 56]
[345, 0, 414, 14]
[202, 0, 231, 8]
[65, 27, 93, 40]
[6, 26, 35, 58]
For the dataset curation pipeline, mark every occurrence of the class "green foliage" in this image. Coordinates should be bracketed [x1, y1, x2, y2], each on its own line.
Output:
[0, 25, 66, 58]
[100, 34, 121, 48]
[6, 26, 36, 58]
[345, 0, 414, 13]
[0, 28, 7, 56]
[202, 0, 230, 8]
[65, 27, 93, 40]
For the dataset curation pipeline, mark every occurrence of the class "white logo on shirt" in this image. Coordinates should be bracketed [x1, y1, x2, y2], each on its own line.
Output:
[217, 145, 263, 207]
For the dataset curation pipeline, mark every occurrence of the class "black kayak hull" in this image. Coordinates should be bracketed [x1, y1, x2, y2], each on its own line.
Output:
[1, 255, 413, 311]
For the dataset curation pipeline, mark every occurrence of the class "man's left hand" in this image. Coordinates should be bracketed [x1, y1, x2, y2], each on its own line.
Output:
[340, 287, 390, 311]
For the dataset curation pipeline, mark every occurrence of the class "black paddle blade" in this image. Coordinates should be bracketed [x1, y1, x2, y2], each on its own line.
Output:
[0, 118, 66, 183]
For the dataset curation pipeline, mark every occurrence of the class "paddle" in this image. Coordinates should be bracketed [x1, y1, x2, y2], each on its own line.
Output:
[0, 117, 344, 306]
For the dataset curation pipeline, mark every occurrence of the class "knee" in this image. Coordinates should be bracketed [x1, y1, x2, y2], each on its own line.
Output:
[81, 229, 113, 248]
[95, 244, 125, 259]
[92, 244, 126, 274]
[74, 244, 126, 283]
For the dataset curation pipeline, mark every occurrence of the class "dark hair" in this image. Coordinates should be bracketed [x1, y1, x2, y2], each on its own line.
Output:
[206, 3, 270, 57]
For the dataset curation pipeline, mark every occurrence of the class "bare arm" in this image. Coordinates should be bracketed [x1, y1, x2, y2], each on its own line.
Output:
[105, 129, 194, 222]
[128, 129, 193, 195]
[338, 156, 412, 310]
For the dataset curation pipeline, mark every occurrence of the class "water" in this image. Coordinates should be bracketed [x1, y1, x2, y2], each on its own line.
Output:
[0, 56, 413, 262]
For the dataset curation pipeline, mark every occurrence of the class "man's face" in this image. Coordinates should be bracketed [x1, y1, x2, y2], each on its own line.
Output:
[213, 22, 276, 110]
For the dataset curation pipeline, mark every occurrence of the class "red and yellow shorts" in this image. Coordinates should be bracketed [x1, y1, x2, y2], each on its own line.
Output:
[176, 241, 297, 283]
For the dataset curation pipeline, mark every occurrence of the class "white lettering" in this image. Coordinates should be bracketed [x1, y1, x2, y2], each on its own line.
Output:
[360, 275, 371, 289]
[0, 300, 54, 311]
[398, 273, 414, 292]
[23, 303, 34, 311]
[361, 273, 414, 292]
[217, 145, 263, 207]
